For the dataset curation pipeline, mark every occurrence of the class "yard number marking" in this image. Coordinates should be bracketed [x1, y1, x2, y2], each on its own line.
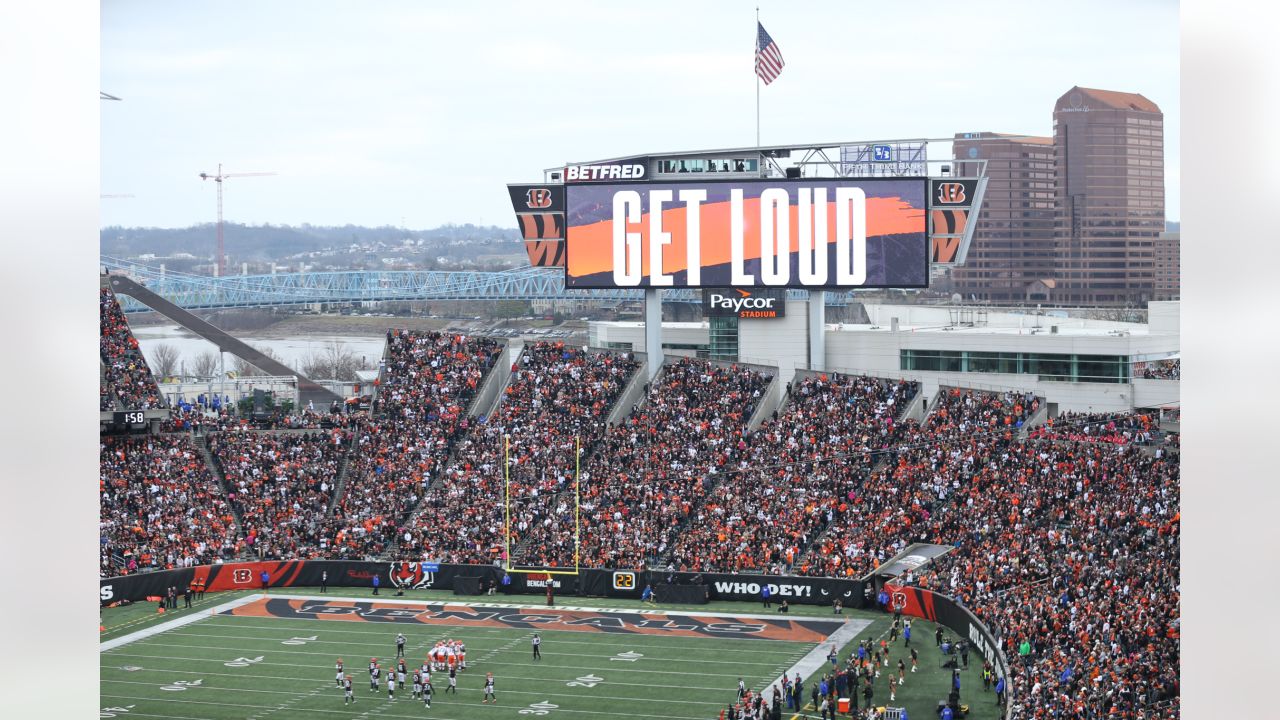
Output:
[100, 705, 135, 718]
[610, 651, 643, 662]
[566, 674, 604, 688]
[160, 679, 203, 692]
[224, 656, 265, 668]
[282, 636, 318, 646]
[518, 700, 559, 715]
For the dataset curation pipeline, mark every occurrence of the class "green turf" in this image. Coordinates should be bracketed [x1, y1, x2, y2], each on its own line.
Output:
[101, 588, 1003, 720]
[789, 618, 1001, 720]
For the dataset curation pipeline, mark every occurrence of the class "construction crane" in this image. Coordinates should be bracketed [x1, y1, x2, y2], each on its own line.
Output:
[199, 164, 276, 277]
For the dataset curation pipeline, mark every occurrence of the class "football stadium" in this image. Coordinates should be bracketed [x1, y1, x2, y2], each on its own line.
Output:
[101, 136, 1179, 720]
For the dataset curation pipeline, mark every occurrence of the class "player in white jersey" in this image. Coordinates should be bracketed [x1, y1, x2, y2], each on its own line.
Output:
[369, 663, 381, 693]
[335, 658, 344, 687]
[458, 641, 467, 670]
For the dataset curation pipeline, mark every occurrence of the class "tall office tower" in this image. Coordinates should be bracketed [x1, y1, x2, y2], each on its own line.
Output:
[951, 132, 1056, 304]
[1154, 229, 1180, 300]
[1052, 86, 1165, 306]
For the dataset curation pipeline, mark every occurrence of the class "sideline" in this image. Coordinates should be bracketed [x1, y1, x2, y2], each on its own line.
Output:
[101, 593, 264, 652]
[760, 617, 870, 704]
[224, 593, 854, 624]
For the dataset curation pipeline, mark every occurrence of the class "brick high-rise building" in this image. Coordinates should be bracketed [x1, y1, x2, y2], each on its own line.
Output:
[1052, 87, 1165, 306]
[951, 133, 1056, 303]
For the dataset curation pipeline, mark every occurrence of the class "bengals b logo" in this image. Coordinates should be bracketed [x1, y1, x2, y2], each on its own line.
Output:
[936, 183, 967, 204]
[526, 189, 553, 209]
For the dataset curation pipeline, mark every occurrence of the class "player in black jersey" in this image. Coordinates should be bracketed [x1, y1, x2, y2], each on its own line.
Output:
[343, 675, 354, 705]
[422, 679, 433, 708]
[369, 660, 380, 693]
[446, 665, 458, 693]
[482, 672, 496, 703]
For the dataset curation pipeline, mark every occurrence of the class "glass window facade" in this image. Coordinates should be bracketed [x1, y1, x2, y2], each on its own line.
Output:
[901, 349, 1130, 383]
[709, 316, 739, 361]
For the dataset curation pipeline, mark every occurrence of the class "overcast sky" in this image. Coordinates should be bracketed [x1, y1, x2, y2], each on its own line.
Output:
[101, 0, 1179, 229]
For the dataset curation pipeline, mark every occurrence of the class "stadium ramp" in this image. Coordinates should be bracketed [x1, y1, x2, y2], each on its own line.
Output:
[106, 273, 339, 408]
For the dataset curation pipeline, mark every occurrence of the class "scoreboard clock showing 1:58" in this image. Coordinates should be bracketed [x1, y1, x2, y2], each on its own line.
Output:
[113, 411, 147, 425]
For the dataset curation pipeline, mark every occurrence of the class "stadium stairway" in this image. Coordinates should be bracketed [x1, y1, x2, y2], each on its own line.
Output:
[648, 367, 776, 572]
[788, 377, 923, 574]
[464, 340, 512, 419]
[323, 424, 363, 517]
[1019, 399, 1051, 437]
[190, 432, 249, 556]
[604, 352, 651, 426]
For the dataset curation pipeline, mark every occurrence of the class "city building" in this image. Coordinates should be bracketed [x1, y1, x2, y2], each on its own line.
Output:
[1155, 230, 1180, 300]
[951, 132, 1056, 303]
[1052, 86, 1165, 306]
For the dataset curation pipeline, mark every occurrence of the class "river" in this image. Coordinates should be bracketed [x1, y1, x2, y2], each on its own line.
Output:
[132, 325, 388, 375]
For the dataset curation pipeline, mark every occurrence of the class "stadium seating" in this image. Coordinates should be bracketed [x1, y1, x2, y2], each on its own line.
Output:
[402, 342, 640, 565]
[326, 331, 503, 559]
[99, 434, 238, 576]
[520, 357, 773, 570]
[100, 288, 166, 410]
[666, 373, 920, 574]
[208, 429, 353, 560]
[798, 387, 1038, 578]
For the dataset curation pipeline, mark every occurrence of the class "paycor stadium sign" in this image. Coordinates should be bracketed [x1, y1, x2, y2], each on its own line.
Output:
[703, 288, 786, 319]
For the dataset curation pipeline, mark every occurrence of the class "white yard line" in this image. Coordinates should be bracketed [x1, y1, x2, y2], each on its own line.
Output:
[100, 593, 265, 653]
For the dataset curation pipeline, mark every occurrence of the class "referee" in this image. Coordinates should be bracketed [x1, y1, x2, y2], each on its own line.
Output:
[531, 633, 541, 661]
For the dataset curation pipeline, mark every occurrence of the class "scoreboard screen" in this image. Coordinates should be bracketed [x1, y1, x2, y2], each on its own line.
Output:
[563, 178, 927, 289]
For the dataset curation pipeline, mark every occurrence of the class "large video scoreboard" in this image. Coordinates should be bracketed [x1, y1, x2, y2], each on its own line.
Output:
[562, 178, 927, 289]
[508, 149, 985, 290]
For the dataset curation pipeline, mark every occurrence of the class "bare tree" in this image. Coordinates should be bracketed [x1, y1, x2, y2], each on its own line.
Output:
[150, 343, 181, 378]
[191, 350, 221, 378]
[300, 340, 367, 381]
[232, 346, 283, 377]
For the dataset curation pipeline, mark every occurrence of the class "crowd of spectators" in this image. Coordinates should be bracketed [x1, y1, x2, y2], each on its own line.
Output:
[1029, 411, 1159, 446]
[100, 288, 166, 411]
[403, 343, 639, 565]
[666, 373, 919, 574]
[208, 428, 353, 560]
[1139, 359, 1180, 380]
[908, 440, 1180, 719]
[100, 434, 239, 576]
[799, 387, 1036, 578]
[523, 358, 772, 570]
[329, 331, 502, 559]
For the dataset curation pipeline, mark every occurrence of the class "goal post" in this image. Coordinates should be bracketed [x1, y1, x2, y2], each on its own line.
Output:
[503, 434, 581, 576]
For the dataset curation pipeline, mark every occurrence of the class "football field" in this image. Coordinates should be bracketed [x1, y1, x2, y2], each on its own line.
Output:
[101, 591, 1002, 720]
[101, 593, 853, 720]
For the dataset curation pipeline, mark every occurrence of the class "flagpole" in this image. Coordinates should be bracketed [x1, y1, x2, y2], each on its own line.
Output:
[755, 6, 760, 149]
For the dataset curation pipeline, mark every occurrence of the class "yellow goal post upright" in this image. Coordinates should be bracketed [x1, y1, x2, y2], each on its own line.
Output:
[503, 434, 581, 577]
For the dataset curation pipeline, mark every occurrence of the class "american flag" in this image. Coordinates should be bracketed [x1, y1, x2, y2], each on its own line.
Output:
[755, 22, 784, 85]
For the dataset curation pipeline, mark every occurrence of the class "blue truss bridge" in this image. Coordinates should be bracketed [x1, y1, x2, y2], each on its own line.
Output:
[102, 256, 853, 312]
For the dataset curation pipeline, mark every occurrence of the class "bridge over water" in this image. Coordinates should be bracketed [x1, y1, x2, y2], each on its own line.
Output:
[102, 256, 855, 312]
